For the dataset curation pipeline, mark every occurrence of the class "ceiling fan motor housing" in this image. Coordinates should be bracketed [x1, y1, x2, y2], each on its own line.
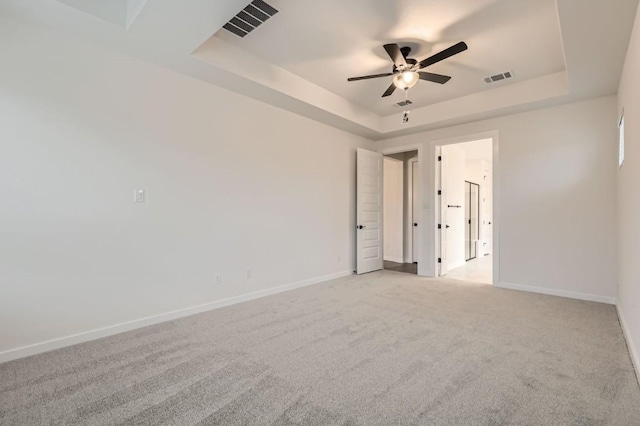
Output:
[393, 57, 418, 73]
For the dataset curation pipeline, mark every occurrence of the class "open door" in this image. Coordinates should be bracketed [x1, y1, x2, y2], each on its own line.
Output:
[357, 148, 383, 274]
[437, 148, 449, 276]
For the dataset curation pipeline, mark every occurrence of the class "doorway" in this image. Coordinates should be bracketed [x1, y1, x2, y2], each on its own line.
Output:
[437, 138, 494, 284]
[382, 150, 418, 275]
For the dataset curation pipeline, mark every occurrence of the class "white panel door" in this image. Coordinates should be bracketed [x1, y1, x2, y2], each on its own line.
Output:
[357, 148, 383, 274]
[438, 150, 449, 276]
[411, 160, 419, 263]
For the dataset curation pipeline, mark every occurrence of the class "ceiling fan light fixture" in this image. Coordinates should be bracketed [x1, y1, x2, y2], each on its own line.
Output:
[347, 41, 467, 97]
[393, 71, 419, 90]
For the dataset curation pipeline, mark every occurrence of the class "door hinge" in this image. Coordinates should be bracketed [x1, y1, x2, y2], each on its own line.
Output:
[438, 224, 441, 229]
[437, 190, 442, 195]
[437, 156, 442, 161]
[437, 258, 442, 263]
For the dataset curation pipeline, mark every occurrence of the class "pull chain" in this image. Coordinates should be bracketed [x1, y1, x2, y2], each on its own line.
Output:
[402, 88, 410, 124]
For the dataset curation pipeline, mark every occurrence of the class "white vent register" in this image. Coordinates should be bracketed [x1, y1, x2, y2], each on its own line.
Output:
[484, 71, 513, 84]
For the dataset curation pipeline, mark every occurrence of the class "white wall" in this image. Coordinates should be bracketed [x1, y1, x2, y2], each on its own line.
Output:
[379, 96, 618, 303]
[383, 157, 404, 262]
[0, 19, 373, 360]
[617, 4, 640, 378]
[465, 160, 482, 185]
[441, 145, 466, 269]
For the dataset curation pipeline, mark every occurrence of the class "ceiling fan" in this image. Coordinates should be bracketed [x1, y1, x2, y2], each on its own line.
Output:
[347, 41, 468, 97]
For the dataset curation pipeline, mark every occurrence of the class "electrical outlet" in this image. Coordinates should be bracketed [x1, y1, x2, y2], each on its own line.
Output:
[245, 269, 252, 279]
[214, 273, 221, 284]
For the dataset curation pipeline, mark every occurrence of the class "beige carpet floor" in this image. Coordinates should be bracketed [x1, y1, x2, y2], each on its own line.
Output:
[1, 271, 639, 425]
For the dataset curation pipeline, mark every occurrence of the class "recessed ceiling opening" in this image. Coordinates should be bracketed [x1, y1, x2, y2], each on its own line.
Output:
[55, 0, 148, 28]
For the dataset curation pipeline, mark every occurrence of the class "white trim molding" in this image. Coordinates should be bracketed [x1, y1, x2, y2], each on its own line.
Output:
[496, 281, 616, 305]
[0, 270, 353, 364]
[378, 144, 421, 156]
[616, 304, 640, 386]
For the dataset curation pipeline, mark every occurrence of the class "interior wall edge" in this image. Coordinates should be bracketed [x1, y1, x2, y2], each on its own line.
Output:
[0, 270, 353, 365]
[495, 282, 616, 305]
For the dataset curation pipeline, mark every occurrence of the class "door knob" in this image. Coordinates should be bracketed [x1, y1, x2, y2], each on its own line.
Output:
[357, 225, 366, 229]
[413, 223, 418, 227]
[446, 225, 450, 229]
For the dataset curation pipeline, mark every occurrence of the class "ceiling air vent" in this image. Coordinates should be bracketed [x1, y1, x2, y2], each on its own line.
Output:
[394, 100, 413, 108]
[223, 0, 279, 38]
[484, 70, 513, 84]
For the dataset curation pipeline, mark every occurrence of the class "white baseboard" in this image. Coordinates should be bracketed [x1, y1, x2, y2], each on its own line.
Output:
[616, 304, 640, 386]
[496, 282, 616, 305]
[0, 270, 353, 364]
[383, 256, 405, 263]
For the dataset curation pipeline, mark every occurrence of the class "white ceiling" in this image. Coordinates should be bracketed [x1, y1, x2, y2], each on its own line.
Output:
[215, 0, 566, 117]
[1, 0, 638, 140]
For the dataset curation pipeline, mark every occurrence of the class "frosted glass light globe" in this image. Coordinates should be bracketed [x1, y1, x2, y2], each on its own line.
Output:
[393, 71, 419, 90]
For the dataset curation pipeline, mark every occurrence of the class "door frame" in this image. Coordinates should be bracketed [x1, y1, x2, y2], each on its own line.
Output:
[409, 157, 419, 263]
[433, 130, 500, 285]
[436, 145, 448, 276]
[378, 144, 425, 275]
[378, 131, 499, 283]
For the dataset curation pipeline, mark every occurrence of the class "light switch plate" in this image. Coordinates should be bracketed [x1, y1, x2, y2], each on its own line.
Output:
[134, 189, 145, 203]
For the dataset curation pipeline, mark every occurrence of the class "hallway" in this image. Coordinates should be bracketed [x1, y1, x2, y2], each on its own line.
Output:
[383, 260, 417, 275]
[445, 255, 492, 284]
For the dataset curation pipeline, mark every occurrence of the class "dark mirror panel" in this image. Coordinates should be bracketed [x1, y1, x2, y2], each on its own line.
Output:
[465, 181, 480, 262]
